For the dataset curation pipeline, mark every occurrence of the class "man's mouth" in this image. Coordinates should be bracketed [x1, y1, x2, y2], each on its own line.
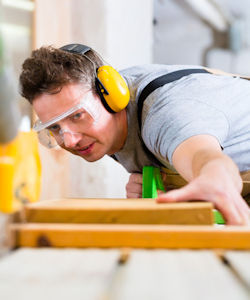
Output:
[76, 142, 95, 155]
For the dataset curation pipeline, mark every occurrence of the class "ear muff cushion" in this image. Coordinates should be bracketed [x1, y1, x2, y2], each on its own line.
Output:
[96, 66, 130, 112]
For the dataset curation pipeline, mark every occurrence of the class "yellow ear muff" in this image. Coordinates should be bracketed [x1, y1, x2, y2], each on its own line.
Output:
[96, 65, 130, 112]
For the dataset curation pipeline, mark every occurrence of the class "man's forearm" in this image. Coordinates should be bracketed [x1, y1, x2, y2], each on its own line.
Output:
[161, 136, 249, 224]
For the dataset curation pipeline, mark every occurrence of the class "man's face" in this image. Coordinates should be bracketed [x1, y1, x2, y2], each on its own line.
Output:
[33, 83, 127, 162]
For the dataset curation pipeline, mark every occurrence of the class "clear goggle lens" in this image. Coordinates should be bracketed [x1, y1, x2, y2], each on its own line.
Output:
[33, 92, 100, 148]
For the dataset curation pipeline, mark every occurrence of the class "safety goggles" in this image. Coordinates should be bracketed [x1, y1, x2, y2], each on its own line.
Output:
[33, 92, 100, 148]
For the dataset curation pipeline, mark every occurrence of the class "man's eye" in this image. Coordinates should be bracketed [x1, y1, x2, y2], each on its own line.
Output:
[72, 111, 84, 120]
[48, 124, 60, 132]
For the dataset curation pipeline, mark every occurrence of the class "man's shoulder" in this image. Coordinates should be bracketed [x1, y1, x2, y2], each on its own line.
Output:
[120, 64, 203, 102]
[119, 64, 201, 76]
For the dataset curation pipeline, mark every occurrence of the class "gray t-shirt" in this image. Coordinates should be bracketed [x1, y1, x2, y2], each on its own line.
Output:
[111, 64, 250, 173]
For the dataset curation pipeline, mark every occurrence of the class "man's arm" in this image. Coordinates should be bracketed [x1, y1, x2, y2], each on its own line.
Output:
[158, 134, 250, 225]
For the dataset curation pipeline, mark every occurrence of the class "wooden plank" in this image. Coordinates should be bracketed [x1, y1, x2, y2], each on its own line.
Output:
[224, 251, 250, 289]
[0, 248, 120, 300]
[0, 212, 21, 257]
[10, 223, 250, 249]
[24, 198, 214, 225]
[107, 250, 250, 300]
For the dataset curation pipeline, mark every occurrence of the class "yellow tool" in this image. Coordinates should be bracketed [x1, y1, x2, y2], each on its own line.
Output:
[0, 130, 41, 213]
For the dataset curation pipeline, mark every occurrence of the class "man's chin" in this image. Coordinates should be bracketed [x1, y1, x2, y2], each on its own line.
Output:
[78, 152, 106, 162]
[70, 149, 105, 162]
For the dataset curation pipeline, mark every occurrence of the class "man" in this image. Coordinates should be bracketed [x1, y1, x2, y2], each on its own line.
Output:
[19, 43, 250, 225]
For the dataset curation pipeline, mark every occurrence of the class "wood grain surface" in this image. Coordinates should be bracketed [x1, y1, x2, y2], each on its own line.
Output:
[24, 198, 214, 225]
[10, 223, 250, 249]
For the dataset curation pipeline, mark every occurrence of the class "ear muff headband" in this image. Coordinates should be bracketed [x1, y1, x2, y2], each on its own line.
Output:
[60, 43, 130, 113]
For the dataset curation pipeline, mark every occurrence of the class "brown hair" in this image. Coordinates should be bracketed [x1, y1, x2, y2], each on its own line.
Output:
[19, 45, 104, 103]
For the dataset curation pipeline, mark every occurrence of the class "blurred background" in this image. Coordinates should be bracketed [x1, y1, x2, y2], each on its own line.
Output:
[1, 0, 250, 205]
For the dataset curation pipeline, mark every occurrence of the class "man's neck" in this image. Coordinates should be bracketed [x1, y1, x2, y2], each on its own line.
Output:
[110, 109, 128, 154]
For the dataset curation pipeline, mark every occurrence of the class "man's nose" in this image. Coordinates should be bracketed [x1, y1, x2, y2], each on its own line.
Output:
[62, 131, 82, 148]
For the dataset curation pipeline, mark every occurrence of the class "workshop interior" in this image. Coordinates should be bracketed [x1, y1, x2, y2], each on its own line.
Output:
[0, 1, 250, 299]
[2, 0, 250, 208]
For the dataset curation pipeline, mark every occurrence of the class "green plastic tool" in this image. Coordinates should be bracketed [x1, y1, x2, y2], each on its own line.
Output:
[142, 166, 225, 224]
[142, 166, 164, 198]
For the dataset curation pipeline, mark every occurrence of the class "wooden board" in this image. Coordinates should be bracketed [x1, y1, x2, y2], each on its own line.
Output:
[10, 223, 250, 249]
[225, 251, 250, 289]
[0, 248, 120, 300]
[0, 212, 20, 257]
[1, 249, 250, 300]
[23, 198, 214, 225]
[107, 250, 250, 300]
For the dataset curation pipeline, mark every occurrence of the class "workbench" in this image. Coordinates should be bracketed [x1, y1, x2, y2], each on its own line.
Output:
[0, 248, 249, 300]
[0, 198, 249, 300]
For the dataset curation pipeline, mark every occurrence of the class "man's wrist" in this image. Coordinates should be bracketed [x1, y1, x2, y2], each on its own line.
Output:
[198, 155, 242, 193]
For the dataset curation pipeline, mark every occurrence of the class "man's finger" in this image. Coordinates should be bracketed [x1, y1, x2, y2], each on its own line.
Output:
[127, 192, 142, 198]
[157, 184, 201, 203]
[233, 196, 250, 225]
[214, 196, 244, 225]
[157, 184, 249, 225]
[126, 182, 142, 193]
[129, 173, 143, 184]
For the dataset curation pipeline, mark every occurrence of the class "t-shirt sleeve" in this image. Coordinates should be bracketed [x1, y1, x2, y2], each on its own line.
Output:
[142, 97, 230, 165]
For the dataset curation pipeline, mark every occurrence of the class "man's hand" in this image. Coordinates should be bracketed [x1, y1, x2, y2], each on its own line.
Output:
[126, 173, 143, 198]
[158, 161, 250, 225]
[157, 135, 250, 225]
[126, 172, 166, 198]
